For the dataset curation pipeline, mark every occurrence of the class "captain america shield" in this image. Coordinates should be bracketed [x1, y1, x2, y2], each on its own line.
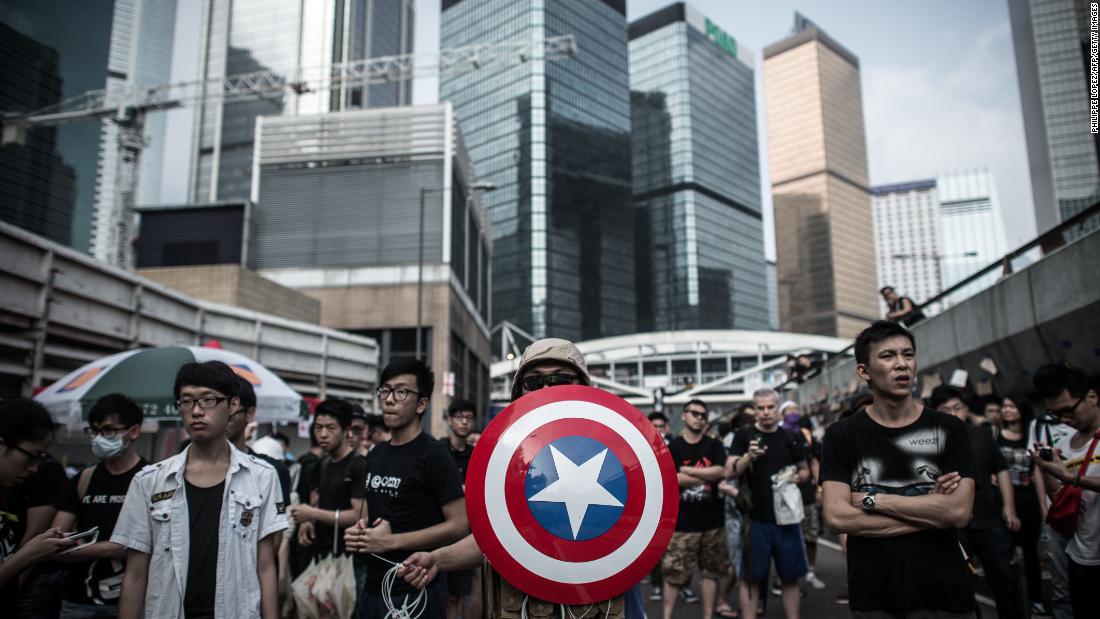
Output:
[466, 385, 678, 604]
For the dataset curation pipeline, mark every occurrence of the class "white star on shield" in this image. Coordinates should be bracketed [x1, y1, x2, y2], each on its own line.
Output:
[527, 444, 624, 539]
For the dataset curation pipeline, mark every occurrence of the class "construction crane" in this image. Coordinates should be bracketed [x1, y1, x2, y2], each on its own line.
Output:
[1, 35, 577, 267]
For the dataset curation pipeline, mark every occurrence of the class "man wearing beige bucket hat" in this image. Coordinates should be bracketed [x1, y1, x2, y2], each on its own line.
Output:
[395, 338, 636, 619]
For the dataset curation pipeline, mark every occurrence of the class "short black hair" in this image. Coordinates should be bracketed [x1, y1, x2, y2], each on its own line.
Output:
[351, 403, 368, 421]
[88, 393, 143, 428]
[307, 420, 319, 447]
[929, 385, 965, 411]
[314, 398, 354, 430]
[236, 375, 257, 410]
[647, 412, 669, 424]
[683, 399, 707, 412]
[174, 361, 240, 400]
[0, 398, 55, 447]
[447, 398, 477, 418]
[880, 286, 895, 294]
[379, 359, 434, 405]
[366, 413, 386, 430]
[1033, 364, 1091, 400]
[854, 320, 916, 365]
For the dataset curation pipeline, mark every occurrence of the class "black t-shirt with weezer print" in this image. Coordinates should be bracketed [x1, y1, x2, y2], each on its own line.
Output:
[820, 407, 976, 614]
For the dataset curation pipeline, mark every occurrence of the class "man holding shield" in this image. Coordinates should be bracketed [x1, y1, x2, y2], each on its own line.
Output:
[396, 338, 655, 619]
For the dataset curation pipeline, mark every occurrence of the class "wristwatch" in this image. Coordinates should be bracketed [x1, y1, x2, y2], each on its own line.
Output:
[861, 490, 877, 513]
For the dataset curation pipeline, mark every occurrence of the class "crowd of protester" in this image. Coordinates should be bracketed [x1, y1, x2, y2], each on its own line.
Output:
[0, 321, 1097, 619]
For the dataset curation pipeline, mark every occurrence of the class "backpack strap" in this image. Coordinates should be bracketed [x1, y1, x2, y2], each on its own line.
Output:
[76, 465, 96, 501]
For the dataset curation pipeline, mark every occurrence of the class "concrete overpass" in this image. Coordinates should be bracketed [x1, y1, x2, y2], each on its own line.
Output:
[792, 223, 1100, 410]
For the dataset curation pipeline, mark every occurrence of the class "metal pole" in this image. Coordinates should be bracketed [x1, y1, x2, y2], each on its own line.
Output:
[416, 188, 426, 360]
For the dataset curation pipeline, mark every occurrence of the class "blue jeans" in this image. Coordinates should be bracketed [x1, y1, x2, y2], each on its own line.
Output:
[59, 600, 120, 619]
[1039, 524, 1072, 619]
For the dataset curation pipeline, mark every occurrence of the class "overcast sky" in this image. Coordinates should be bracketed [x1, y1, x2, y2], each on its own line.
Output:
[411, 0, 1034, 261]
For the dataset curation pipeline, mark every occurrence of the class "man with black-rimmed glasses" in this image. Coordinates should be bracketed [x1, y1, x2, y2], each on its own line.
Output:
[344, 359, 467, 619]
[113, 361, 286, 619]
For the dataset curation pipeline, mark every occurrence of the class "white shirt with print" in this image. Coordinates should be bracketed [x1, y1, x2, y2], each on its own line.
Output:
[1053, 430, 1100, 565]
[112, 442, 288, 618]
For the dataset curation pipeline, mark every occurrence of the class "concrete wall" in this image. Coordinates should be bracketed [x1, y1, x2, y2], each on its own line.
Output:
[298, 279, 491, 437]
[793, 229, 1100, 409]
[138, 265, 321, 323]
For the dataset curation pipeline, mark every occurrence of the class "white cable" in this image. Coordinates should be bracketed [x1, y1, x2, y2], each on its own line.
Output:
[371, 553, 427, 619]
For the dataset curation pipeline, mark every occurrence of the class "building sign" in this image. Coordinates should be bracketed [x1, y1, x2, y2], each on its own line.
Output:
[705, 18, 737, 59]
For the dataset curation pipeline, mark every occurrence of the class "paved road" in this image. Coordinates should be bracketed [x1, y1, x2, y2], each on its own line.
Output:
[643, 540, 1000, 619]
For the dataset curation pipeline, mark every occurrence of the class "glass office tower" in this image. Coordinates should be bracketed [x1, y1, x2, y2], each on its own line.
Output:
[630, 3, 769, 331]
[191, 0, 414, 203]
[440, 0, 636, 341]
[0, 3, 116, 250]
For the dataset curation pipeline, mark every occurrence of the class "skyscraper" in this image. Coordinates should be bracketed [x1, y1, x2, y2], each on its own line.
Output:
[872, 179, 941, 311]
[763, 13, 878, 338]
[90, 0, 179, 267]
[440, 0, 635, 341]
[1009, 0, 1100, 234]
[0, 2, 116, 250]
[937, 169, 1008, 304]
[629, 3, 769, 332]
[190, 0, 414, 203]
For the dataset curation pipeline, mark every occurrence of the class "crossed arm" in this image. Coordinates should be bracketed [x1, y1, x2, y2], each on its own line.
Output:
[678, 461, 727, 488]
[822, 473, 974, 537]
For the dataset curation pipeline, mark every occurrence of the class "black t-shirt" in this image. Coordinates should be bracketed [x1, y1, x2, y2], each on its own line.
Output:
[249, 449, 291, 508]
[354, 432, 464, 596]
[797, 429, 821, 505]
[440, 437, 473, 483]
[966, 424, 1008, 530]
[27, 456, 69, 508]
[729, 428, 806, 523]
[296, 451, 322, 502]
[184, 480, 224, 619]
[313, 451, 368, 555]
[891, 297, 925, 326]
[56, 459, 147, 605]
[668, 435, 727, 531]
[0, 486, 29, 602]
[820, 408, 976, 613]
[996, 433, 1037, 502]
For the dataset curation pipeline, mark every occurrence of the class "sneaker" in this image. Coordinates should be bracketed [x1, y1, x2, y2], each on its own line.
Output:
[805, 571, 826, 590]
[649, 586, 663, 602]
[771, 585, 782, 597]
[679, 588, 699, 604]
[835, 589, 849, 605]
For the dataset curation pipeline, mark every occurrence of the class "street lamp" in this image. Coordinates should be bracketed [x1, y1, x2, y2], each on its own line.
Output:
[415, 182, 497, 361]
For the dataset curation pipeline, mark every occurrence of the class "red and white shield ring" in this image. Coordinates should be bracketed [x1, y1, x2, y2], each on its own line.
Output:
[466, 385, 678, 605]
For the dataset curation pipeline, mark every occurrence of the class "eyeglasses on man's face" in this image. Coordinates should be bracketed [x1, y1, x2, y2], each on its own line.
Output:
[84, 424, 129, 439]
[521, 373, 579, 392]
[175, 396, 228, 412]
[10, 443, 48, 466]
[450, 413, 475, 423]
[1047, 394, 1087, 420]
[377, 386, 421, 402]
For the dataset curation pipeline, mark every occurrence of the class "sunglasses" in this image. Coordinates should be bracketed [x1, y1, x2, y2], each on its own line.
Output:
[522, 373, 580, 391]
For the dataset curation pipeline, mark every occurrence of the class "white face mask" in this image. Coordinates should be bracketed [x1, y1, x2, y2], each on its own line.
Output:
[90, 434, 125, 460]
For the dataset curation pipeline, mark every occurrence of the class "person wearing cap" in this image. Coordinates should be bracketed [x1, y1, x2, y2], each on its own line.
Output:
[395, 338, 642, 619]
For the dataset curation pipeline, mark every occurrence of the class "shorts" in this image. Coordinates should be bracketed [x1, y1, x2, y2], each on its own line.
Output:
[801, 505, 819, 543]
[740, 521, 808, 584]
[446, 568, 474, 597]
[662, 528, 730, 586]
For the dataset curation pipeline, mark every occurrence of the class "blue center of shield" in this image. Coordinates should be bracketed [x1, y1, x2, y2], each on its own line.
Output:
[524, 435, 628, 541]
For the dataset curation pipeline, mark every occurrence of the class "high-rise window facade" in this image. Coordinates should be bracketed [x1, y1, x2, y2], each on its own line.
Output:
[191, 0, 414, 203]
[440, 0, 635, 341]
[630, 3, 768, 332]
[0, 3, 116, 250]
[872, 180, 942, 312]
[1009, 0, 1100, 234]
[763, 13, 879, 339]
